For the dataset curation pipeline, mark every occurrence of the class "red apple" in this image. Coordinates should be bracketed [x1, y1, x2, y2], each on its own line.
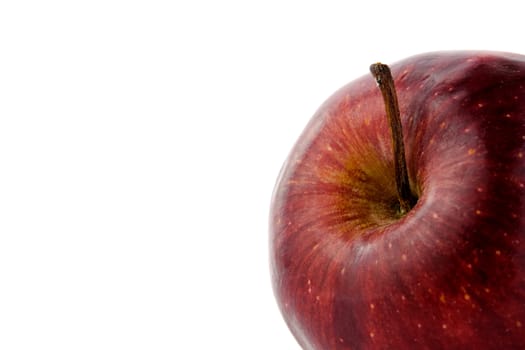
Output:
[269, 51, 525, 349]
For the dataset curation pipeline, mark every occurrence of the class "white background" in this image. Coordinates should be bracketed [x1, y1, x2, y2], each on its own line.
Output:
[0, 1, 523, 349]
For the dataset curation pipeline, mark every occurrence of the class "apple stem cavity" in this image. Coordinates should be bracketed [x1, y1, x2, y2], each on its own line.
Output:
[370, 63, 417, 215]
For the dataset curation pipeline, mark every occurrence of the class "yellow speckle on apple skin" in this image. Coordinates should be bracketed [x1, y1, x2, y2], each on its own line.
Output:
[440, 293, 446, 304]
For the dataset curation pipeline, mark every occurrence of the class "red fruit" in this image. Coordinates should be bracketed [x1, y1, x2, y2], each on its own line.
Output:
[270, 51, 525, 349]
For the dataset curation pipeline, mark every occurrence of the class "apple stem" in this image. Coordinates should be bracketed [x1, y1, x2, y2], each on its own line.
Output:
[370, 63, 416, 214]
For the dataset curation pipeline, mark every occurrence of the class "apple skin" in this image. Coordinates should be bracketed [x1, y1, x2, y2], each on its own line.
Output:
[269, 51, 525, 349]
